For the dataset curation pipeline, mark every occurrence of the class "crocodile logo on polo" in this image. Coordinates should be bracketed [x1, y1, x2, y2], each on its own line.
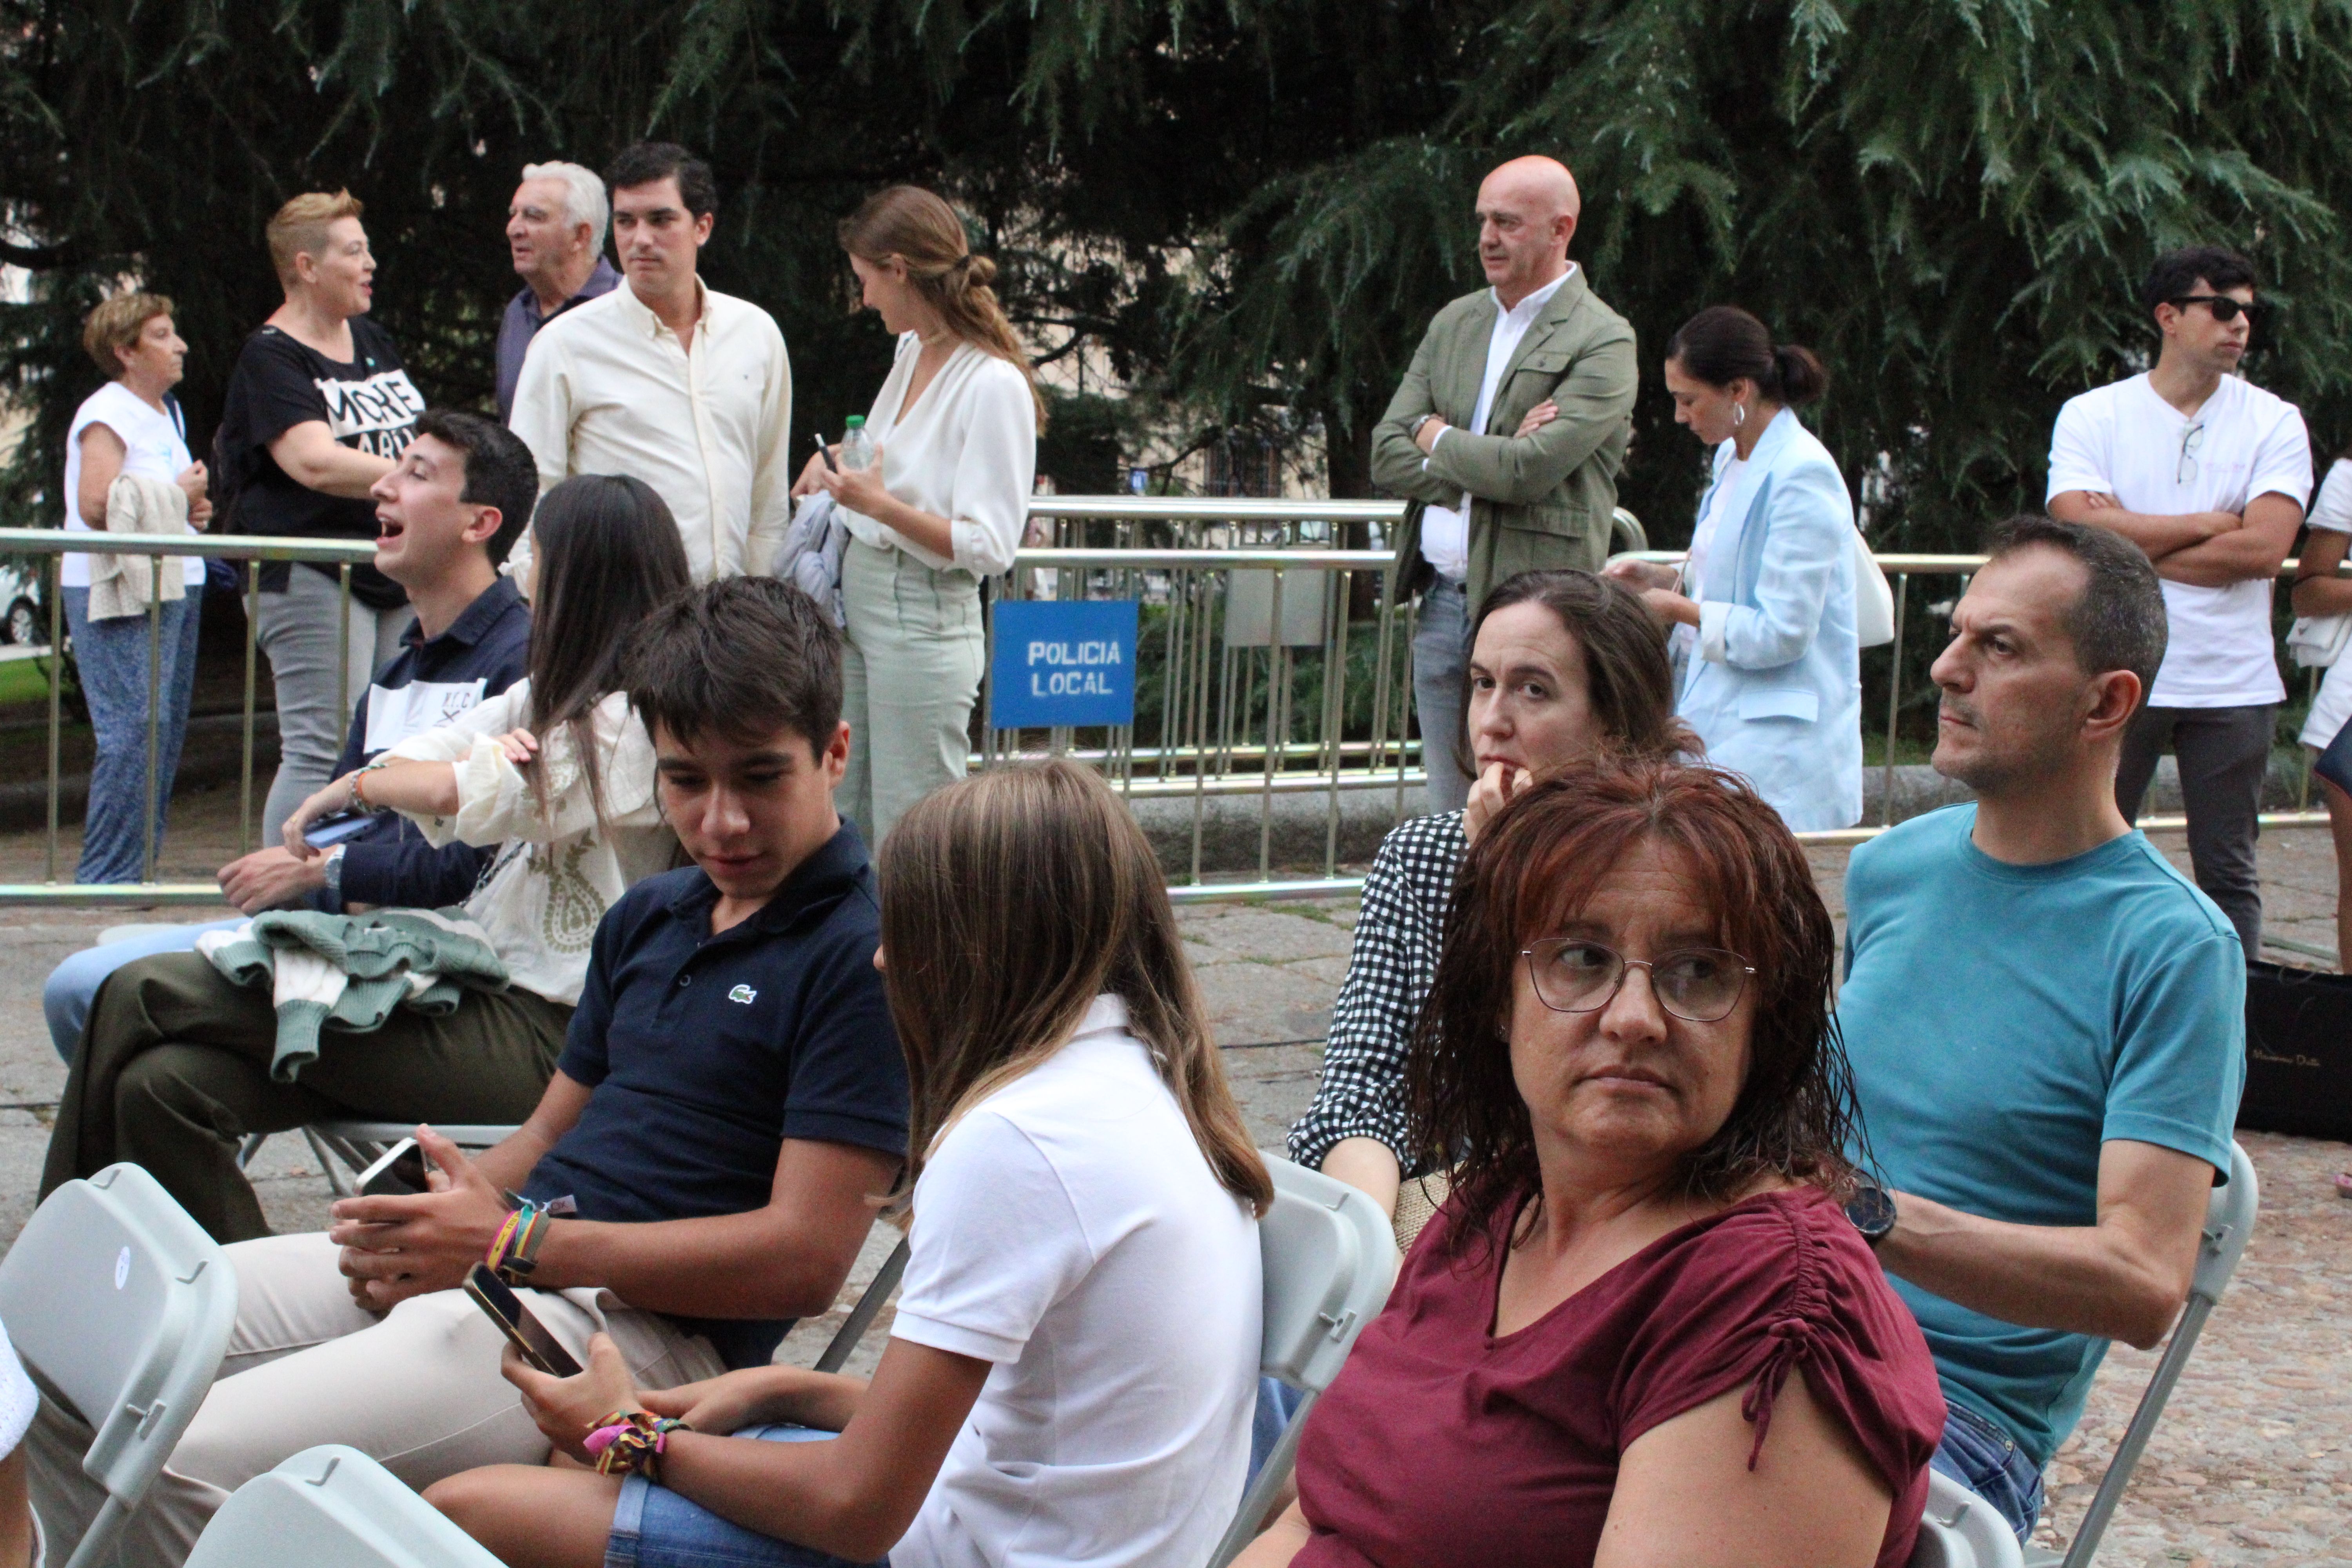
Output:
[728, 984, 757, 1004]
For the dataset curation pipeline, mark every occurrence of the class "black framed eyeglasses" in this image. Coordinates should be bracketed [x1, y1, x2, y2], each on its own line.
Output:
[1520, 938, 1756, 1023]
[2167, 294, 2267, 325]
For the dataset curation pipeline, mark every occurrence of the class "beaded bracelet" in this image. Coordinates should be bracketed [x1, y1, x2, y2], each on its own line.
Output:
[584, 1410, 687, 1479]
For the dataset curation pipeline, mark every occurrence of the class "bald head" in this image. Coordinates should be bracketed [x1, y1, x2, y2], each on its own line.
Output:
[1475, 156, 1580, 307]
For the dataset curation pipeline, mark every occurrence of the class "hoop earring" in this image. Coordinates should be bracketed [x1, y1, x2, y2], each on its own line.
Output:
[1733, 401, 1747, 429]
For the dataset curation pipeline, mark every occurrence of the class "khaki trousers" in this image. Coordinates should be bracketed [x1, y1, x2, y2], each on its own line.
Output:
[27, 1232, 725, 1568]
[838, 536, 985, 845]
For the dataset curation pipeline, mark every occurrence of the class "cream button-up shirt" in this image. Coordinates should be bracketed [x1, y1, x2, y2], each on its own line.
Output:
[508, 276, 794, 584]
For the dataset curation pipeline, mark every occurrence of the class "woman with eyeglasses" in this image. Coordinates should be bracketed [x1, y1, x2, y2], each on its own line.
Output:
[1234, 755, 1944, 1568]
[1603, 306, 1864, 831]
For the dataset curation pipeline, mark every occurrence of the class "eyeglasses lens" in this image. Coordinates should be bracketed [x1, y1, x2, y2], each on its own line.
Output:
[1527, 940, 1748, 1022]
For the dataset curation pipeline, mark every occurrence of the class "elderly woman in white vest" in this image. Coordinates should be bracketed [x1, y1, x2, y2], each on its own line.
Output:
[1606, 306, 1863, 831]
[792, 185, 1041, 843]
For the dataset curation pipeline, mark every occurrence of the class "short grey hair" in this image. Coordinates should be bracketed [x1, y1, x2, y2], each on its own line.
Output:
[519, 161, 609, 256]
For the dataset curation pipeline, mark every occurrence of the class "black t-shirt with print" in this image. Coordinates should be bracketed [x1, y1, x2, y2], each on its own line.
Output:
[214, 316, 423, 607]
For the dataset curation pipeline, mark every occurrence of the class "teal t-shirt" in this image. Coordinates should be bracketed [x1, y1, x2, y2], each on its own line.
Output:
[1837, 804, 2243, 1468]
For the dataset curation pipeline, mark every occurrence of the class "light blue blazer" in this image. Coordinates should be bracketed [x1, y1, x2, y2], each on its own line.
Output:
[1677, 409, 1863, 831]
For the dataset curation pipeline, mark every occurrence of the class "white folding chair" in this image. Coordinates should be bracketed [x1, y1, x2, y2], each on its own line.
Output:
[0, 1163, 238, 1568]
[1206, 1155, 1401, 1568]
[2021, 1138, 2258, 1568]
[1909, 1468, 2026, 1568]
[183, 1445, 501, 1567]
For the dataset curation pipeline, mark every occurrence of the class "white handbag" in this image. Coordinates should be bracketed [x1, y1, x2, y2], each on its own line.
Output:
[2288, 613, 2352, 668]
[1851, 527, 1896, 649]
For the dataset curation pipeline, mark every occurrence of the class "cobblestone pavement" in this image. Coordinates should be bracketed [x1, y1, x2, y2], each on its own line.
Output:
[0, 791, 2347, 1562]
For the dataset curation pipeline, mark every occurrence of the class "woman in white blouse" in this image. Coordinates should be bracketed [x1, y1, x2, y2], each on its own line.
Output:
[792, 185, 1042, 842]
[281, 475, 693, 1011]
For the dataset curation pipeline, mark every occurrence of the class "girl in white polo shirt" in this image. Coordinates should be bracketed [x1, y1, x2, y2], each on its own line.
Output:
[433, 759, 1269, 1568]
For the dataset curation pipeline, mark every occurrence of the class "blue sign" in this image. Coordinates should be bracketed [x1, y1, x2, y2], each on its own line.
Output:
[991, 599, 1139, 729]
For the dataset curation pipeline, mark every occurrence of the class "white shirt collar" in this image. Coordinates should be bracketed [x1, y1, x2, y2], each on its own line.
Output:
[1073, 993, 1132, 1039]
[1489, 264, 1574, 325]
[616, 274, 711, 342]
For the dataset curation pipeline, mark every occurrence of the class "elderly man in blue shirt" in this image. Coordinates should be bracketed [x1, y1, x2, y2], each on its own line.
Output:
[495, 162, 620, 422]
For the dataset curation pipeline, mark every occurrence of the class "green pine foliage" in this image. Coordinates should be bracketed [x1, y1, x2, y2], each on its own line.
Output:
[0, 0, 2347, 564]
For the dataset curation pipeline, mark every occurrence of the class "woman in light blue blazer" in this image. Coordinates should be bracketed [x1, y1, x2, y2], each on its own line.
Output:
[1606, 306, 1862, 830]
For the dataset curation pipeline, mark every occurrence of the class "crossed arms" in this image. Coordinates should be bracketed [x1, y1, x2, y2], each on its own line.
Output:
[2048, 490, 2301, 588]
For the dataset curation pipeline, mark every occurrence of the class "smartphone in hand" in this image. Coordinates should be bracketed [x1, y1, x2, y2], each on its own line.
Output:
[356, 1138, 431, 1197]
[464, 1262, 583, 1377]
[303, 809, 376, 850]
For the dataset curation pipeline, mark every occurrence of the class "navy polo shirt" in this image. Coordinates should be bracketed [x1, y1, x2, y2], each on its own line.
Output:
[324, 574, 534, 910]
[522, 822, 908, 1368]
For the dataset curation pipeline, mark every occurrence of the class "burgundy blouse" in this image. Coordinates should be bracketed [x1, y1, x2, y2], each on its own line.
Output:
[1292, 1185, 1945, 1568]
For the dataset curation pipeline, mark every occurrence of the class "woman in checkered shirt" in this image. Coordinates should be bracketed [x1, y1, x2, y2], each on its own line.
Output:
[1288, 569, 1688, 1229]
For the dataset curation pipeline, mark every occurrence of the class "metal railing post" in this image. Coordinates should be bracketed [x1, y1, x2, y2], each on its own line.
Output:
[1880, 573, 1908, 828]
[143, 557, 163, 883]
[241, 559, 260, 857]
[44, 557, 61, 884]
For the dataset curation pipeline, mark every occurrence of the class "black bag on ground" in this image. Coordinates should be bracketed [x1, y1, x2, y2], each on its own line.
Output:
[2241, 959, 2352, 1141]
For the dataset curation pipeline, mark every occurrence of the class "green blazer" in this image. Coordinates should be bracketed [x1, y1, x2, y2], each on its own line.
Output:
[1370, 269, 1638, 608]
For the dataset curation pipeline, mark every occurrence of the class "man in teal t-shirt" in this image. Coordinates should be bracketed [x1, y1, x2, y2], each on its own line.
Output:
[1837, 517, 2244, 1544]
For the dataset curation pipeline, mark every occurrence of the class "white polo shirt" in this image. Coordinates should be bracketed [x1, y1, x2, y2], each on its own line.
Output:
[2046, 372, 2312, 707]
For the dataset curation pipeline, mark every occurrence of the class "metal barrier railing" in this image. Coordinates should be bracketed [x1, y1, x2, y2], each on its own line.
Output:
[0, 510, 2331, 909]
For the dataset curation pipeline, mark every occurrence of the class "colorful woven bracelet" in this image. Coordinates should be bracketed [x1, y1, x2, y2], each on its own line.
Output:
[583, 1410, 687, 1479]
[485, 1198, 555, 1285]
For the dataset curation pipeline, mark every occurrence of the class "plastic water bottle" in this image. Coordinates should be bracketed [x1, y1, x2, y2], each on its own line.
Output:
[840, 414, 875, 472]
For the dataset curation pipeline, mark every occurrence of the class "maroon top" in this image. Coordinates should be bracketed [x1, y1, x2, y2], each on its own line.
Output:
[1293, 1185, 1945, 1568]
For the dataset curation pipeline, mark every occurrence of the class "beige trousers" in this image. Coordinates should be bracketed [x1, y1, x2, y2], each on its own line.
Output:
[838, 536, 985, 846]
[28, 1232, 724, 1568]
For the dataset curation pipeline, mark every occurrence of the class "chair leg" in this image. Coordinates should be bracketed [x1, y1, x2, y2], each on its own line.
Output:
[234, 1133, 266, 1171]
[302, 1127, 357, 1199]
[815, 1238, 910, 1376]
[2057, 1293, 2217, 1568]
[1208, 1387, 1318, 1568]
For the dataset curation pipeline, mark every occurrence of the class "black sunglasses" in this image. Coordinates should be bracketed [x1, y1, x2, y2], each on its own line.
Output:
[2168, 294, 2270, 324]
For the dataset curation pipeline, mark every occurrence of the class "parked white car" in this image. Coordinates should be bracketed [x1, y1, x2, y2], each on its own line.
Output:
[0, 563, 44, 646]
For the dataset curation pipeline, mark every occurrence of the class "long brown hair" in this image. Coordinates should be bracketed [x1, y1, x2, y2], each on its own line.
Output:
[876, 760, 1270, 1214]
[838, 185, 1047, 428]
[1408, 755, 1859, 1256]
[1453, 569, 1691, 781]
[523, 475, 694, 826]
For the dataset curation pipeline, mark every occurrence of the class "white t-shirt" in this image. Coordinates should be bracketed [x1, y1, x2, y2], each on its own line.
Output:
[889, 995, 1263, 1568]
[2296, 459, 2352, 750]
[61, 382, 205, 590]
[2046, 372, 2312, 706]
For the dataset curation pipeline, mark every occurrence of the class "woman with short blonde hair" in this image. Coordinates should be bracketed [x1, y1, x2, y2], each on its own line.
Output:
[61, 289, 209, 881]
[791, 185, 1041, 841]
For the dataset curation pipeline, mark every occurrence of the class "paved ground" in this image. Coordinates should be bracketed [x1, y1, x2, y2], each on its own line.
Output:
[3, 787, 2348, 1563]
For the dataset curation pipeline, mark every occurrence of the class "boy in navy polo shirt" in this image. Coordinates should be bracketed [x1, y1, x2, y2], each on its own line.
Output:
[30, 578, 910, 1568]
[39, 409, 537, 1060]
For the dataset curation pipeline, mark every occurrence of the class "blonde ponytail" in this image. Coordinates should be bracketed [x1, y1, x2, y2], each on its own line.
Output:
[838, 186, 1047, 428]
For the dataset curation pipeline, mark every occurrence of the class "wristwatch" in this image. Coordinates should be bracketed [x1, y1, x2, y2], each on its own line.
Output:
[321, 844, 348, 907]
[1409, 413, 1440, 440]
[1845, 1183, 1897, 1249]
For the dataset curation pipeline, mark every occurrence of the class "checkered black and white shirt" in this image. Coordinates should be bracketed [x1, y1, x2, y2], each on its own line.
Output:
[1287, 810, 1469, 1175]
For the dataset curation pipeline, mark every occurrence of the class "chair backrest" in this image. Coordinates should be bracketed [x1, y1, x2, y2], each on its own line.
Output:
[1909, 1468, 2026, 1568]
[183, 1445, 503, 1568]
[0, 1163, 236, 1568]
[1256, 1156, 1401, 1395]
[1207, 1156, 1401, 1568]
[2046, 1139, 2258, 1568]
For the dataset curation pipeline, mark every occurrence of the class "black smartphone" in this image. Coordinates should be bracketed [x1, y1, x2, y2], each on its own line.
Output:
[464, 1262, 583, 1377]
[303, 809, 376, 849]
[814, 432, 839, 473]
[356, 1138, 430, 1197]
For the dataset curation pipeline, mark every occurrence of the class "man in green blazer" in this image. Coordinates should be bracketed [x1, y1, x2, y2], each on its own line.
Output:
[1371, 154, 1637, 811]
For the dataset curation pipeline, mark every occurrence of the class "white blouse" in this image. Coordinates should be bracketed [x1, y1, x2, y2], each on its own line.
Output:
[385, 680, 675, 1006]
[838, 333, 1038, 575]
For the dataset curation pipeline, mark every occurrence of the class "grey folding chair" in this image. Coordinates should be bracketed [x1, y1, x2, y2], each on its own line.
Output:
[2021, 1138, 2258, 1568]
[813, 1236, 911, 1375]
[1909, 1467, 2026, 1568]
[1206, 1155, 1401, 1568]
[296, 1121, 524, 1198]
[0, 1163, 238, 1568]
[183, 1445, 501, 1567]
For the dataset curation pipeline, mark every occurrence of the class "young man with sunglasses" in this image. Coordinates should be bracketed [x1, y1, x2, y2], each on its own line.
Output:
[2046, 244, 2312, 952]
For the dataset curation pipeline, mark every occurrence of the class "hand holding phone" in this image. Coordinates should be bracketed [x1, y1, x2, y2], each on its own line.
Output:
[356, 1138, 432, 1198]
[465, 1262, 583, 1377]
[814, 432, 840, 473]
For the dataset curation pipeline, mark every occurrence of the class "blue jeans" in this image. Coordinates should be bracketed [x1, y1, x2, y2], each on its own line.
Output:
[606, 1426, 886, 1568]
[1929, 1402, 2044, 1544]
[1250, 1376, 1306, 1482]
[1411, 577, 1472, 815]
[43, 919, 245, 1062]
[64, 586, 202, 883]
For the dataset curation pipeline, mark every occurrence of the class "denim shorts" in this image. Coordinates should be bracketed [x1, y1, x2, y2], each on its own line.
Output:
[605, 1425, 887, 1568]
[1929, 1401, 2045, 1544]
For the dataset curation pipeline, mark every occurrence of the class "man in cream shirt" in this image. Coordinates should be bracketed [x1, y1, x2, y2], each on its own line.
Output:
[508, 141, 792, 584]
